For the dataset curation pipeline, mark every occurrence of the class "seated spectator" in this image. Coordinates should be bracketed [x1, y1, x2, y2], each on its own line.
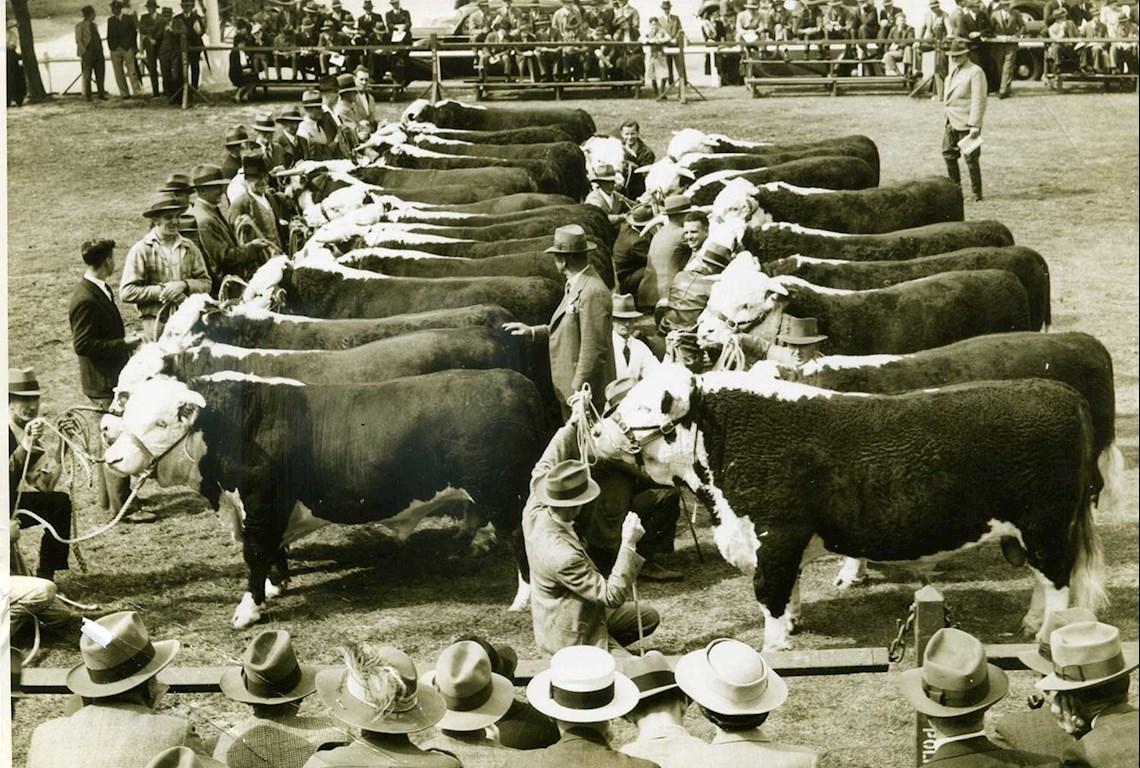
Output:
[898, 627, 1056, 767]
[485, 18, 519, 80]
[509, 645, 657, 766]
[645, 17, 671, 99]
[1047, 8, 1080, 73]
[26, 611, 201, 768]
[317, 19, 337, 74]
[1111, 6, 1138, 73]
[214, 630, 341, 768]
[882, 7, 915, 76]
[676, 638, 821, 766]
[619, 651, 706, 767]
[1037, 620, 1139, 767]
[306, 643, 460, 767]
[145, 747, 225, 768]
[1077, 12, 1110, 71]
[517, 13, 543, 82]
[229, 18, 260, 101]
[585, 163, 632, 223]
[611, 295, 658, 383]
[271, 21, 300, 82]
[535, 18, 560, 81]
[559, 17, 589, 81]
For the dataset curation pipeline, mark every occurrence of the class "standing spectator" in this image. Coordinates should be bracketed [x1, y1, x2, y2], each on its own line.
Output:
[612, 0, 640, 41]
[942, 37, 987, 201]
[138, 0, 162, 95]
[951, 0, 992, 72]
[67, 239, 145, 522]
[170, 0, 205, 92]
[76, 5, 109, 101]
[271, 106, 306, 169]
[317, 75, 343, 145]
[26, 611, 200, 768]
[107, 0, 143, 97]
[7, 4, 26, 107]
[640, 194, 690, 312]
[189, 163, 271, 292]
[989, 0, 1025, 96]
[158, 5, 181, 98]
[228, 153, 284, 250]
[221, 125, 251, 178]
[658, 1, 683, 85]
[158, 172, 194, 207]
[645, 17, 671, 99]
[385, 0, 413, 86]
[120, 193, 211, 339]
[298, 90, 332, 159]
[332, 73, 369, 137]
[619, 651, 706, 767]
[620, 120, 655, 200]
[919, 0, 952, 95]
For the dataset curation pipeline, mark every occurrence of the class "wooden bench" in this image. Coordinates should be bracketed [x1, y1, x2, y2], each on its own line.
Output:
[746, 72, 914, 96]
[471, 78, 642, 101]
[1044, 71, 1139, 92]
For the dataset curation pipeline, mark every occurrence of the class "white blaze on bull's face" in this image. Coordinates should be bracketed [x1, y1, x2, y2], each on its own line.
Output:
[666, 128, 716, 161]
[104, 377, 206, 476]
[640, 159, 694, 202]
[117, 342, 171, 393]
[161, 292, 212, 347]
[696, 253, 782, 346]
[711, 178, 759, 224]
[242, 255, 290, 308]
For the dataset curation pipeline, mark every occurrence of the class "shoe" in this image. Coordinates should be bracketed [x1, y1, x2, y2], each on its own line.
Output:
[123, 510, 159, 524]
[640, 560, 684, 582]
[972, 194, 984, 202]
[98, 93, 109, 100]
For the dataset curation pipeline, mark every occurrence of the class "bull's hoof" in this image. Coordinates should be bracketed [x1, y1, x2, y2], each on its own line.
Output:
[232, 593, 264, 629]
[834, 559, 867, 589]
[264, 579, 288, 600]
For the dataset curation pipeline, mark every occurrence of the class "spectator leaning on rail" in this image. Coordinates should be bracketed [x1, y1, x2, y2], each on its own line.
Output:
[941, 36, 987, 202]
[26, 611, 202, 768]
[1037, 620, 1139, 768]
[989, 0, 1026, 97]
[619, 651, 706, 768]
[107, 0, 144, 98]
[138, 0, 162, 95]
[898, 627, 1057, 767]
[76, 4, 109, 101]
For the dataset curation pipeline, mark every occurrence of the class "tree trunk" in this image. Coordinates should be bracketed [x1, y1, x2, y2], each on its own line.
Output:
[11, 0, 49, 101]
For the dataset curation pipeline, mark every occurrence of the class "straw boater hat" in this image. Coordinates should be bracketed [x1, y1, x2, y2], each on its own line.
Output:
[1018, 608, 1098, 676]
[527, 645, 641, 723]
[144, 747, 226, 768]
[1036, 621, 1140, 692]
[623, 650, 681, 701]
[530, 459, 601, 508]
[898, 628, 1008, 717]
[316, 645, 446, 733]
[190, 163, 229, 189]
[224, 125, 250, 147]
[603, 377, 637, 417]
[143, 192, 187, 219]
[66, 611, 181, 698]
[612, 293, 643, 319]
[777, 316, 828, 345]
[9, 367, 43, 398]
[158, 173, 193, 194]
[420, 641, 514, 731]
[544, 224, 597, 255]
[676, 638, 788, 715]
[337, 73, 359, 93]
[590, 163, 620, 183]
[661, 194, 692, 216]
[220, 629, 319, 705]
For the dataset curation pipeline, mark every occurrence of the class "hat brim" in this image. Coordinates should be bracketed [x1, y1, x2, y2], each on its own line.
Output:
[775, 334, 828, 345]
[419, 671, 515, 731]
[143, 204, 187, 218]
[529, 474, 601, 508]
[219, 663, 319, 705]
[66, 639, 180, 698]
[316, 668, 446, 733]
[194, 179, 231, 188]
[947, 48, 971, 56]
[9, 388, 43, 397]
[526, 670, 640, 723]
[1035, 651, 1140, 692]
[253, 125, 277, 133]
[590, 175, 618, 183]
[1017, 651, 1055, 677]
[674, 650, 788, 715]
[613, 309, 644, 319]
[898, 663, 1008, 717]
[276, 116, 304, 123]
[544, 241, 598, 255]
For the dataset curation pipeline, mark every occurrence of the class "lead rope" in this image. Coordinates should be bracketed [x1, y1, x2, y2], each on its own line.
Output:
[713, 334, 747, 371]
[567, 384, 602, 467]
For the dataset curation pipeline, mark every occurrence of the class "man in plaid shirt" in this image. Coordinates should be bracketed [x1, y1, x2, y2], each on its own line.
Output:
[120, 192, 211, 339]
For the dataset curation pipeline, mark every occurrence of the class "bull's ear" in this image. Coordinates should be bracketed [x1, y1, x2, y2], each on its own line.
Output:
[177, 391, 207, 423]
[688, 382, 703, 417]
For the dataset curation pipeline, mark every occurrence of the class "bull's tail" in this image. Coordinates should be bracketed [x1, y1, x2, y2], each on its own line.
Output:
[1094, 442, 1127, 516]
[1069, 488, 1108, 614]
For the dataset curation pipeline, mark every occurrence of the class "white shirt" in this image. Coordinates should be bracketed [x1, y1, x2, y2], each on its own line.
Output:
[931, 729, 987, 752]
[84, 273, 113, 302]
[613, 331, 658, 383]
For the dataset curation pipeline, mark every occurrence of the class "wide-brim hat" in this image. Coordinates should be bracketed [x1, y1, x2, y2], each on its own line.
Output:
[676, 639, 788, 716]
[145, 0, 158, 7]
[337, 73, 358, 92]
[219, 629, 320, 705]
[191, 163, 229, 188]
[898, 627, 1008, 717]
[661, 194, 692, 216]
[224, 126, 250, 146]
[624, 650, 680, 701]
[628, 205, 655, 227]
[526, 646, 641, 723]
[143, 192, 187, 218]
[9, 367, 42, 397]
[252, 114, 277, 133]
[241, 151, 270, 178]
[545, 224, 598, 255]
[776, 316, 828, 345]
[530, 459, 601, 508]
[66, 612, 181, 697]
[316, 651, 446, 733]
[699, 242, 734, 271]
[159, 173, 193, 194]
[590, 163, 619, 183]
[1018, 608, 1098, 676]
[420, 641, 515, 731]
[612, 292, 643, 319]
[276, 106, 304, 123]
[144, 747, 227, 768]
[946, 37, 973, 56]
[1036, 621, 1140, 692]
[301, 89, 323, 107]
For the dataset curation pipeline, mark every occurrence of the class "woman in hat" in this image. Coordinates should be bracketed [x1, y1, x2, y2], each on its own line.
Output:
[306, 643, 459, 767]
[941, 36, 987, 202]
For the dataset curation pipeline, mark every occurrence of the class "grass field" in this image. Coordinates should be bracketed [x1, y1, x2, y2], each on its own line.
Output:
[6, 89, 1139, 767]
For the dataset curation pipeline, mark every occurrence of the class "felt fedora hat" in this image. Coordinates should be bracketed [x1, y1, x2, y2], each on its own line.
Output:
[698, 241, 734, 272]
[946, 37, 973, 56]
[301, 88, 323, 107]
[224, 125, 250, 147]
[190, 163, 229, 188]
[452, 635, 520, 682]
[1036, 621, 1140, 692]
[276, 105, 304, 123]
[143, 192, 187, 218]
[530, 460, 601, 508]
[1018, 608, 1098, 676]
[241, 151, 270, 177]
[661, 194, 692, 215]
[159, 173, 193, 193]
[898, 627, 1008, 717]
[420, 641, 514, 731]
[336, 73, 359, 93]
[219, 629, 319, 705]
[66, 611, 181, 698]
[676, 638, 788, 716]
[145, 0, 158, 7]
[252, 114, 277, 134]
[589, 162, 620, 182]
[544, 224, 597, 255]
[9, 367, 43, 397]
[628, 204, 655, 226]
[776, 316, 828, 345]
[316, 646, 446, 733]
[144, 747, 226, 768]
[603, 376, 637, 417]
[623, 650, 680, 701]
[612, 293, 644, 319]
[526, 645, 641, 723]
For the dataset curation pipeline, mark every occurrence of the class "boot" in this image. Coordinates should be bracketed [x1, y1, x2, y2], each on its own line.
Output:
[966, 158, 983, 201]
[944, 157, 961, 186]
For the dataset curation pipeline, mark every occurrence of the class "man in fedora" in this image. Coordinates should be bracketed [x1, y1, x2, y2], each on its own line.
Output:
[158, 172, 194, 207]
[898, 627, 1056, 767]
[676, 638, 820, 765]
[503, 224, 615, 419]
[271, 105, 307, 169]
[169, 0, 205, 92]
[620, 651, 705, 767]
[227, 152, 284, 250]
[613, 204, 658, 297]
[333, 72, 370, 137]
[249, 112, 279, 158]
[918, 0, 952, 96]
[639, 194, 691, 313]
[307, 642, 460, 766]
[189, 163, 272, 294]
[765, 315, 828, 367]
[992, 608, 1089, 754]
[418, 640, 519, 765]
[298, 89, 334, 159]
[942, 36, 987, 202]
[107, 0, 144, 97]
[138, 0, 163, 95]
[26, 611, 200, 768]
[214, 630, 340, 768]
[509, 645, 658, 766]
[1037, 621, 1138, 767]
[121, 192, 210, 339]
[221, 125, 252, 179]
[612, 294, 658, 383]
[585, 164, 632, 224]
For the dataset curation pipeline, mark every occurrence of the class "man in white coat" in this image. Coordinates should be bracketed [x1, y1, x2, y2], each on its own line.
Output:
[941, 36, 988, 201]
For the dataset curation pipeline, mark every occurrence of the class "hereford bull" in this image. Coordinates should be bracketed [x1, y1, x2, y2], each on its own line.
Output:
[103, 369, 546, 627]
[764, 246, 1051, 330]
[687, 157, 879, 205]
[403, 99, 596, 143]
[743, 220, 1016, 262]
[697, 255, 1031, 360]
[353, 165, 537, 195]
[407, 125, 576, 145]
[384, 143, 585, 198]
[590, 363, 1106, 650]
[678, 134, 881, 183]
[300, 186, 578, 228]
[341, 248, 562, 283]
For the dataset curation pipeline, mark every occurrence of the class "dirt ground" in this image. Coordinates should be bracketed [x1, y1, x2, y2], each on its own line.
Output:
[6, 88, 1139, 767]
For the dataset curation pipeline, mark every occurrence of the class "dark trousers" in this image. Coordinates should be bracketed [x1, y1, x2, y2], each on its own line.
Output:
[12, 491, 72, 577]
[161, 53, 181, 97]
[143, 43, 161, 95]
[187, 54, 201, 89]
[942, 120, 982, 199]
[632, 487, 682, 558]
[607, 602, 660, 650]
[80, 54, 106, 99]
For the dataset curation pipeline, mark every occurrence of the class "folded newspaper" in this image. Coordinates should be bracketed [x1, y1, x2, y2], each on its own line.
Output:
[957, 134, 984, 156]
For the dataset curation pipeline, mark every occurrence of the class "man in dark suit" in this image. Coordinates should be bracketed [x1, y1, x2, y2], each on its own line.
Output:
[67, 239, 150, 522]
[189, 164, 271, 295]
[504, 224, 616, 418]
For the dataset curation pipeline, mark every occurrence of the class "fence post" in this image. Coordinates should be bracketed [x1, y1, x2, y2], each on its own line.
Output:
[429, 34, 442, 103]
[677, 34, 687, 105]
[913, 585, 944, 767]
[180, 36, 190, 109]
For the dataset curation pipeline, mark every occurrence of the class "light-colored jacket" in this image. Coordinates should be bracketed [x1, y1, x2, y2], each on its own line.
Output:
[27, 702, 198, 768]
[704, 728, 821, 768]
[213, 713, 344, 768]
[620, 722, 709, 768]
[120, 229, 211, 319]
[419, 730, 514, 768]
[943, 59, 988, 131]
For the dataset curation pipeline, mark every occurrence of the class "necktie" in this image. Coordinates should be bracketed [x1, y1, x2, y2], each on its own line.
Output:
[622, 340, 632, 365]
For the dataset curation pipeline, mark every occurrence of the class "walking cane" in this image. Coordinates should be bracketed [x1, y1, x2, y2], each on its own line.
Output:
[632, 581, 645, 657]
